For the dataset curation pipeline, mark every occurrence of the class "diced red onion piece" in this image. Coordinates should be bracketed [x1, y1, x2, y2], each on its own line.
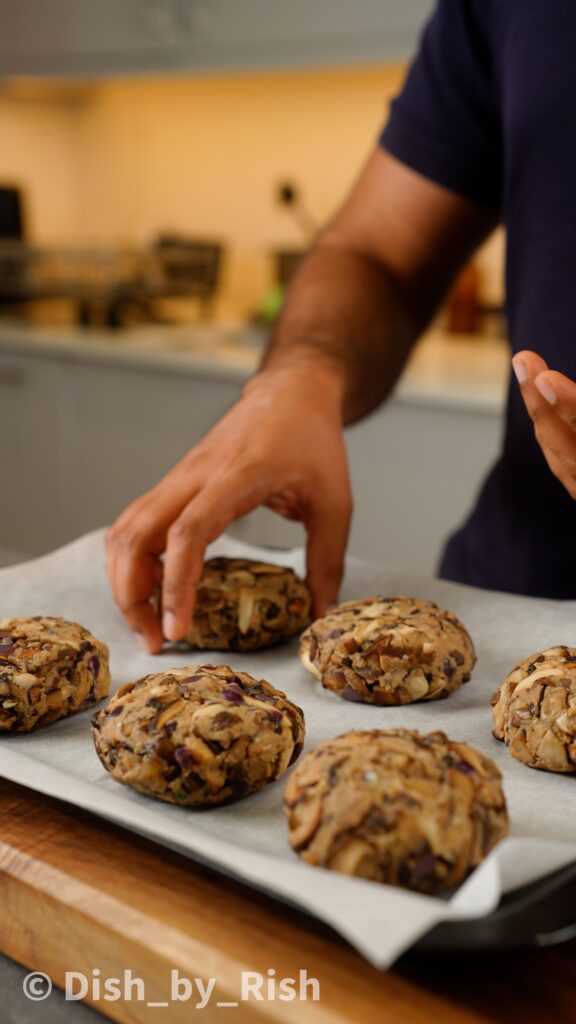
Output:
[252, 692, 276, 704]
[413, 852, 437, 880]
[174, 745, 195, 771]
[222, 685, 245, 704]
[341, 686, 364, 703]
[331, 670, 348, 684]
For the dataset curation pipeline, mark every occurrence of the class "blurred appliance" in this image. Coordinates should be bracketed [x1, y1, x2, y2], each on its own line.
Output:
[276, 181, 316, 242]
[0, 233, 224, 328]
[274, 180, 314, 285]
[152, 234, 222, 318]
[0, 186, 24, 240]
[0, 184, 28, 310]
[275, 248, 304, 288]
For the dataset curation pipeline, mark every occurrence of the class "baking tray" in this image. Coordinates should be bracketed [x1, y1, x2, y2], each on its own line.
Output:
[122, 813, 576, 953]
[415, 861, 576, 951]
[1, 531, 576, 968]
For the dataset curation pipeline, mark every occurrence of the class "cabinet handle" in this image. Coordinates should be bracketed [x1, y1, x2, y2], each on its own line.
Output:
[0, 368, 27, 387]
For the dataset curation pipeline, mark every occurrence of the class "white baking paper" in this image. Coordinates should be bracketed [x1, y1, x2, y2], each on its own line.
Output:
[0, 529, 575, 968]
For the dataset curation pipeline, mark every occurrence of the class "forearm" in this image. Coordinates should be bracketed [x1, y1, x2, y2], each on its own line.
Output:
[259, 238, 436, 424]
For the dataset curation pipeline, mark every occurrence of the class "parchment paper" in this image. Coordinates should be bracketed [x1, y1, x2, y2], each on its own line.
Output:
[0, 529, 574, 968]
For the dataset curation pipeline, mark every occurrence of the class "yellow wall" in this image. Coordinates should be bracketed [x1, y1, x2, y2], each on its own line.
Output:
[0, 87, 83, 239]
[0, 66, 504, 320]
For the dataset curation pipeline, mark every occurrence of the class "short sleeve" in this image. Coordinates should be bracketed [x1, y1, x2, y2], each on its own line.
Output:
[380, 0, 502, 207]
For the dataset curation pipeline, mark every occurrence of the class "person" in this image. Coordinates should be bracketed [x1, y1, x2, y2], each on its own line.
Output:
[106, 0, 576, 653]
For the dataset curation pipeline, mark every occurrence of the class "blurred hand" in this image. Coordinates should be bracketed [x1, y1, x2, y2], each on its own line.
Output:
[513, 349, 576, 499]
[106, 367, 352, 653]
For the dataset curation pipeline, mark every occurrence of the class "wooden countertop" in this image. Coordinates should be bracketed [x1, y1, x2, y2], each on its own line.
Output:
[0, 778, 574, 1024]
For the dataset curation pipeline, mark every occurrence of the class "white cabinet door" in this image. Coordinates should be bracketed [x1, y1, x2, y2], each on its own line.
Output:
[0, 347, 504, 578]
[345, 398, 503, 574]
[64, 360, 243, 534]
[0, 352, 71, 557]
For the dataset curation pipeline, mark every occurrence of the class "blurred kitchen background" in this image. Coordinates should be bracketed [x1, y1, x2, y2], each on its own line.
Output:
[0, 0, 509, 574]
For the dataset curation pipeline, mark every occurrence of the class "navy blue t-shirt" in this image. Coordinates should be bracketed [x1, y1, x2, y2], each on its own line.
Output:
[380, 0, 576, 598]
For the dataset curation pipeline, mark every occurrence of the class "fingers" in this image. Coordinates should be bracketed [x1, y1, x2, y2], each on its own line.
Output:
[532, 370, 576, 432]
[106, 390, 354, 650]
[162, 473, 271, 642]
[113, 549, 165, 654]
[512, 349, 549, 386]
[513, 350, 556, 433]
[106, 483, 197, 652]
[305, 490, 352, 619]
[161, 516, 208, 643]
[513, 351, 576, 498]
[532, 412, 576, 492]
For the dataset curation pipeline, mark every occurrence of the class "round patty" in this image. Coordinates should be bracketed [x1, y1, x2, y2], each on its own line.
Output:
[172, 557, 311, 651]
[492, 645, 576, 772]
[92, 664, 305, 806]
[300, 596, 475, 704]
[284, 729, 508, 894]
[0, 615, 110, 733]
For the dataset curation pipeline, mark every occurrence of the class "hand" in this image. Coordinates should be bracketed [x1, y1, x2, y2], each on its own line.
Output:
[513, 349, 576, 499]
[106, 367, 352, 653]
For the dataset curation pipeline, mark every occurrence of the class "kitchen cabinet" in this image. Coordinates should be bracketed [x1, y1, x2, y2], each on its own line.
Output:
[64, 359, 240, 531]
[0, 0, 434, 77]
[0, 352, 72, 563]
[0, 332, 504, 577]
[348, 400, 502, 574]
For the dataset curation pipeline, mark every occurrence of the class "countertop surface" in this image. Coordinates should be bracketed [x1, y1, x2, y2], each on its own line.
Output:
[0, 320, 509, 414]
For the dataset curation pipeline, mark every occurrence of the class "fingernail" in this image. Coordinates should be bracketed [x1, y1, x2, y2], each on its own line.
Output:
[137, 633, 151, 653]
[163, 611, 177, 640]
[512, 356, 528, 385]
[535, 376, 557, 405]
